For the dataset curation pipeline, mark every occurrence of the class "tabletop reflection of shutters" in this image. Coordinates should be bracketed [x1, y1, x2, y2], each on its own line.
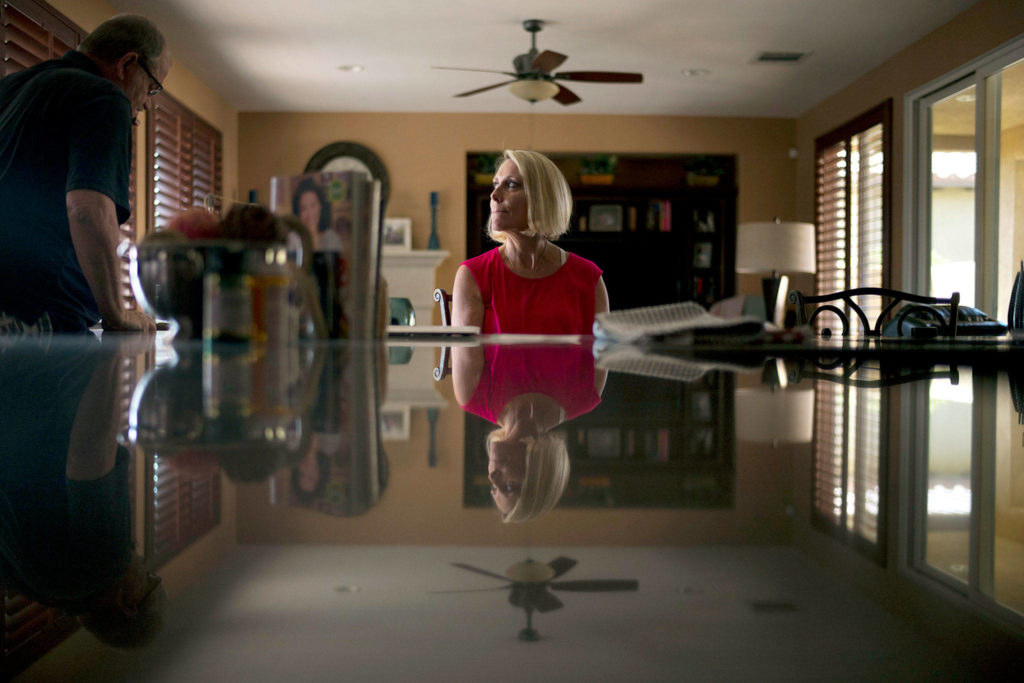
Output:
[2, 591, 79, 679]
[146, 454, 221, 569]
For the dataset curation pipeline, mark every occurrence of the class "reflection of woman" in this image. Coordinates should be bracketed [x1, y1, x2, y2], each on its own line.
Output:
[454, 344, 606, 522]
[453, 150, 610, 334]
[292, 177, 340, 251]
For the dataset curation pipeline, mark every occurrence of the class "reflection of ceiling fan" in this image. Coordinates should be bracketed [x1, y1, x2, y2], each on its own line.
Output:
[435, 557, 639, 641]
[433, 19, 643, 105]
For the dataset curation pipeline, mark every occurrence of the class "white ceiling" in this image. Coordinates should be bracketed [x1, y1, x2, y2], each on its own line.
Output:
[106, 0, 981, 117]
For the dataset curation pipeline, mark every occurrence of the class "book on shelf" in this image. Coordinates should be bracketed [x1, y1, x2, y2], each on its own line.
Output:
[645, 200, 672, 232]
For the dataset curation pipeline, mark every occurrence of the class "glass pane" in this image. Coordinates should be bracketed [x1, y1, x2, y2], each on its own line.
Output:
[924, 372, 973, 585]
[930, 85, 977, 306]
[994, 373, 1024, 616]
[997, 58, 1024, 325]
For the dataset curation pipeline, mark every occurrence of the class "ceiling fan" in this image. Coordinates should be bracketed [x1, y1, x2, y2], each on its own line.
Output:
[434, 556, 639, 641]
[433, 19, 643, 105]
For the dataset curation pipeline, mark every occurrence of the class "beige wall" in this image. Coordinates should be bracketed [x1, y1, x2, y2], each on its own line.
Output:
[233, 435, 799, 547]
[794, 0, 1024, 285]
[50, 0, 240, 235]
[238, 113, 796, 296]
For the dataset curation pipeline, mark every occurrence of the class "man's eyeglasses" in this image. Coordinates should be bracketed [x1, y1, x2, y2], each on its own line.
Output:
[138, 59, 163, 97]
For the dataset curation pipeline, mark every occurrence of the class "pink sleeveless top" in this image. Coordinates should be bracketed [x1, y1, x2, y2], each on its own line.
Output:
[462, 247, 603, 335]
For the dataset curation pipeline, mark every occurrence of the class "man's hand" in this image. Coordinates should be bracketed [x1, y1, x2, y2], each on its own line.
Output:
[101, 308, 156, 333]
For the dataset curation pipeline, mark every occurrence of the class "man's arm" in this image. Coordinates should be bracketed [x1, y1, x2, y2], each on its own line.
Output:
[66, 189, 154, 332]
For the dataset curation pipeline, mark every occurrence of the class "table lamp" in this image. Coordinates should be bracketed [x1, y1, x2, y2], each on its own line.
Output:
[736, 218, 815, 327]
[734, 387, 814, 446]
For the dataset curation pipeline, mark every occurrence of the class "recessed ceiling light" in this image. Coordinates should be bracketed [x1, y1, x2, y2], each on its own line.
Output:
[955, 93, 976, 102]
[681, 68, 710, 77]
[338, 65, 364, 73]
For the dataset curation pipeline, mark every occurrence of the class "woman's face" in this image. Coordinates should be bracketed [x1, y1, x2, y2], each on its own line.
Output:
[488, 437, 526, 514]
[298, 190, 323, 232]
[489, 159, 528, 234]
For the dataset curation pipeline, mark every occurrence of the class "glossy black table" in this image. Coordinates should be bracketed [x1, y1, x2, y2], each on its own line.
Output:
[1, 331, 1022, 680]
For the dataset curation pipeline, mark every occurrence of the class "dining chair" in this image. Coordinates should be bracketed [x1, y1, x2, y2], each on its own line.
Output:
[432, 288, 452, 380]
[433, 288, 453, 327]
[789, 287, 961, 338]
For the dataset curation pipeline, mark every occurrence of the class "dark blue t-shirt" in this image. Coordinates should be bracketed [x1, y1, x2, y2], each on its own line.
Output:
[0, 341, 131, 610]
[0, 51, 132, 332]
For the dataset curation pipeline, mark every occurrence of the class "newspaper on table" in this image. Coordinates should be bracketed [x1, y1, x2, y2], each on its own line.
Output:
[593, 342, 765, 383]
[593, 301, 764, 344]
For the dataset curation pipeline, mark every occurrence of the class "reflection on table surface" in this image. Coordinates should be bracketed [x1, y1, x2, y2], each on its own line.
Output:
[1, 333, 1022, 680]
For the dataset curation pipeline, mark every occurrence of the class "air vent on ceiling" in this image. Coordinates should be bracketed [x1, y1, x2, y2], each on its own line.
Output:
[755, 51, 810, 64]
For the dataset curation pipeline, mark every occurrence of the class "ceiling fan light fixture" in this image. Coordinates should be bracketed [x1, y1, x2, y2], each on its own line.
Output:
[509, 79, 559, 102]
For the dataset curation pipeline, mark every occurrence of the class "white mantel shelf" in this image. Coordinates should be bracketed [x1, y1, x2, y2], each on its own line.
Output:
[381, 249, 450, 323]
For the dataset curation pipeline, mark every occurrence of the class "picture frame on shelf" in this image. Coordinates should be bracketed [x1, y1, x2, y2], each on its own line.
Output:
[381, 405, 410, 440]
[693, 208, 717, 233]
[588, 204, 624, 232]
[693, 242, 713, 269]
[383, 217, 412, 253]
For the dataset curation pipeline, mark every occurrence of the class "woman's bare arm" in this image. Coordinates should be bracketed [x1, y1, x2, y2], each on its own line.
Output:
[595, 276, 610, 316]
[452, 265, 484, 328]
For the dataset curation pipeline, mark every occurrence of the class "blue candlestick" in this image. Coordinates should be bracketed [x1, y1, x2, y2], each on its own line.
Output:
[428, 191, 441, 250]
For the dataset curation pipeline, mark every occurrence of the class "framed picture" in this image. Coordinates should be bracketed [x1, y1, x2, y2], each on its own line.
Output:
[381, 405, 410, 440]
[693, 208, 717, 233]
[383, 217, 412, 253]
[693, 242, 713, 269]
[588, 204, 624, 232]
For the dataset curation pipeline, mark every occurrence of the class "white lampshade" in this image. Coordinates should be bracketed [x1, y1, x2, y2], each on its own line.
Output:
[734, 387, 814, 444]
[736, 219, 816, 275]
[509, 79, 559, 102]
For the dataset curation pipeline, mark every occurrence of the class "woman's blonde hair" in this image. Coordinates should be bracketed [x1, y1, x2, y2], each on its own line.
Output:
[487, 149, 572, 243]
[487, 427, 570, 523]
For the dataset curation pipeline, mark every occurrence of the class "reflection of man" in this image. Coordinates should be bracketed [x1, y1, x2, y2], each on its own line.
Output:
[453, 344, 606, 522]
[0, 336, 165, 647]
[0, 15, 170, 333]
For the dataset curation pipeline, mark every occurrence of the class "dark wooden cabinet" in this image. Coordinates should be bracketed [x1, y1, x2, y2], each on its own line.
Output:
[463, 371, 735, 508]
[465, 153, 737, 309]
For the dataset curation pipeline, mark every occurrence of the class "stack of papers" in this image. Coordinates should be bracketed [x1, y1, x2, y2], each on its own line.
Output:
[594, 343, 763, 383]
[593, 301, 764, 344]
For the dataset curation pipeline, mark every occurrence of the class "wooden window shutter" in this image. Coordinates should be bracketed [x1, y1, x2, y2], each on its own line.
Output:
[810, 101, 892, 565]
[146, 92, 223, 233]
[1, 0, 81, 77]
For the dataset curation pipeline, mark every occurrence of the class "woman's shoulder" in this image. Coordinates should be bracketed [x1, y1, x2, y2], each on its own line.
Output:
[563, 251, 603, 277]
[461, 247, 503, 274]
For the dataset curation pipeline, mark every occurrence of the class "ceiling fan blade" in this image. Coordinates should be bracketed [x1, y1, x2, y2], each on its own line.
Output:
[433, 66, 518, 77]
[429, 586, 510, 594]
[555, 71, 644, 83]
[511, 587, 564, 613]
[554, 84, 581, 106]
[531, 50, 568, 73]
[547, 557, 578, 579]
[450, 562, 513, 581]
[453, 80, 519, 98]
[550, 579, 639, 592]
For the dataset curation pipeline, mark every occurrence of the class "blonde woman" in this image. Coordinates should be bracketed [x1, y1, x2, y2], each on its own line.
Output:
[454, 344, 606, 522]
[453, 149, 610, 334]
